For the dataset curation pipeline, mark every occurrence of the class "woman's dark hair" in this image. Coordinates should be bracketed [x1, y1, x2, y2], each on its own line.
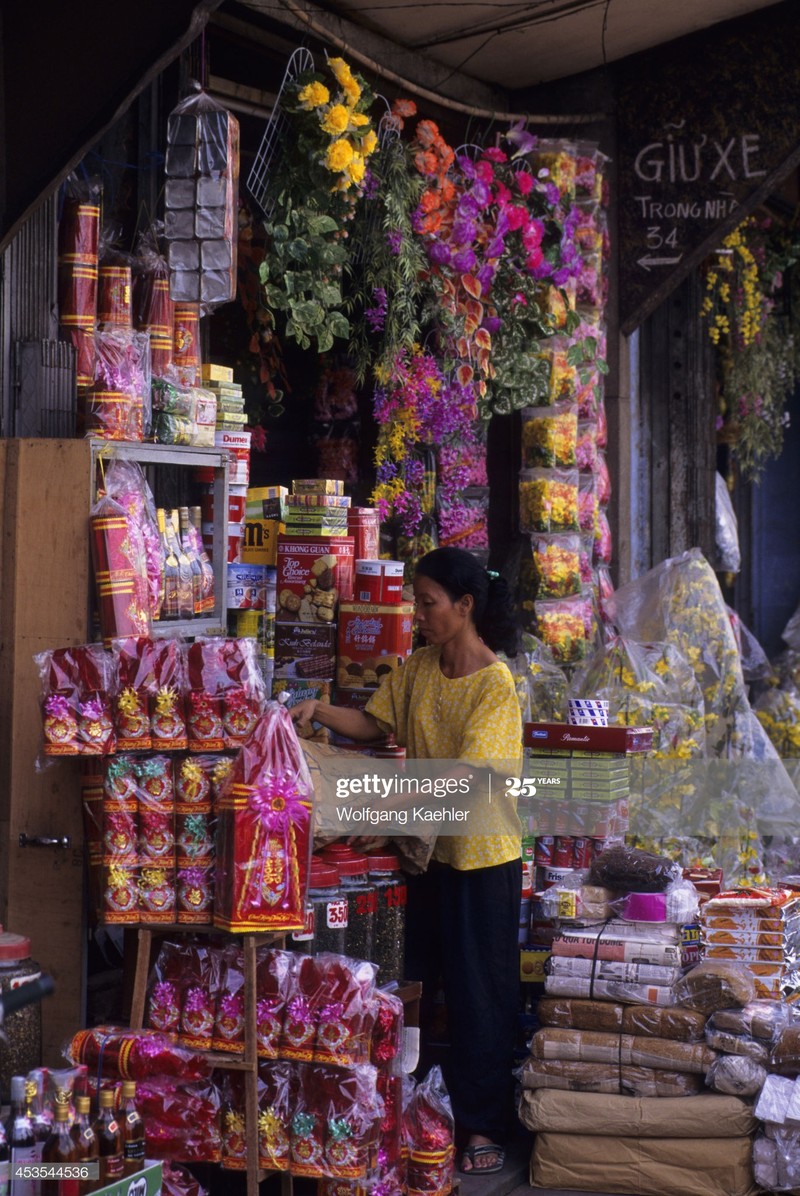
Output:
[415, 547, 519, 656]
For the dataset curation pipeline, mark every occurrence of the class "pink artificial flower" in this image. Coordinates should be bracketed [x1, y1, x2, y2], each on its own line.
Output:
[526, 247, 544, 272]
[506, 205, 529, 232]
[512, 291, 528, 307]
[475, 160, 495, 184]
[482, 147, 508, 163]
[515, 171, 534, 196]
[494, 181, 512, 208]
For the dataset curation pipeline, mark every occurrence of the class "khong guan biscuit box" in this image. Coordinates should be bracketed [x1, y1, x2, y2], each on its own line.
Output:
[337, 602, 414, 688]
[276, 535, 354, 624]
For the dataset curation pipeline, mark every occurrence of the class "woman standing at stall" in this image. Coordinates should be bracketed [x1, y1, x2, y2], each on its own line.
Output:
[290, 546, 523, 1175]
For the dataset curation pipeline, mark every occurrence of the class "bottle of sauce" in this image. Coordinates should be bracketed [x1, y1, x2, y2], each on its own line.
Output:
[6, 1075, 38, 1196]
[118, 1082, 145, 1176]
[158, 508, 180, 621]
[69, 1098, 97, 1196]
[41, 1099, 78, 1196]
[91, 1090, 123, 1188]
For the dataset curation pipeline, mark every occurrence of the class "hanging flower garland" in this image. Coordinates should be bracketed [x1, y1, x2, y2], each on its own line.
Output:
[703, 215, 800, 478]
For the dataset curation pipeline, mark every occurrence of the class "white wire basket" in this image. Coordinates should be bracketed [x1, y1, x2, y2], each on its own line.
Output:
[246, 47, 315, 218]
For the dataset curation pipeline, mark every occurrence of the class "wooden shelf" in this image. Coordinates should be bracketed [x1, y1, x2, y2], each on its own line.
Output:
[129, 925, 290, 1196]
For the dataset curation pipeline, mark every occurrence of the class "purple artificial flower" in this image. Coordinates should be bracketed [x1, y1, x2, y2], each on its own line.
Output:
[457, 194, 481, 221]
[428, 241, 452, 266]
[365, 287, 388, 333]
[504, 118, 538, 158]
[362, 169, 379, 200]
[470, 180, 492, 209]
[453, 247, 478, 273]
[477, 263, 496, 292]
[376, 461, 398, 484]
[385, 228, 403, 254]
[403, 458, 425, 486]
[457, 155, 478, 180]
[544, 182, 561, 206]
[483, 315, 503, 334]
[452, 218, 478, 246]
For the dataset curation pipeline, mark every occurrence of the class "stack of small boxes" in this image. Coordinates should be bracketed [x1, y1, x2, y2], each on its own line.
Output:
[519, 722, 651, 984]
[202, 364, 246, 432]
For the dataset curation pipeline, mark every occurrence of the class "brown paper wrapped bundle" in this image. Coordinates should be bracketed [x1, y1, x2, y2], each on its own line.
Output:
[528, 1027, 716, 1074]
[519, 1057, 704, 1097]
[537, 997, 707, 1042]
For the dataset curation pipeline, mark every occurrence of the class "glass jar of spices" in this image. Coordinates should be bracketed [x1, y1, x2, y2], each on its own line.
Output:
[0, 932, 42, 1104]
[291, 856, 348, 956]
[365, 851, 407, 984]
[320, 844, 377, 963]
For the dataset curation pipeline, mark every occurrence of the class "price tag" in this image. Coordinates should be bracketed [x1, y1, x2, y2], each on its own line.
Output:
[326, 899, 349, 929]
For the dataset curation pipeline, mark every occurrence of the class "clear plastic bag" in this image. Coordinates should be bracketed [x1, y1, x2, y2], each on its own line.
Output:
[715, 472, 741, 573]
[706, 1053, 766, 1096]
[674, 960, 757, 1014]
[521, 405, 578, 469]
[588, 843, 681, 893]
[531, 534, 582, 599]
[519, 468, 579, 534]
[87, 326, 151, 440]
[165, 88, 240, 310]
[534, 594, 590, 664]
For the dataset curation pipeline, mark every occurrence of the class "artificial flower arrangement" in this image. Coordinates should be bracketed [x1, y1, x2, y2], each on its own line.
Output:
[259, 56, 379, 352]
[703, 215, 800, 479]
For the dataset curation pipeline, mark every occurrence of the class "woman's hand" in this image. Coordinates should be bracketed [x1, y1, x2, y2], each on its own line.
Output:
[288, 698, 318, 732]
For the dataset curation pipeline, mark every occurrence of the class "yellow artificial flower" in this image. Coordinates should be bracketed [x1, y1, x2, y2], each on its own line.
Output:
[326, 138, 354, 173]
[347, 153, 366, 185]
[349, 112, 369, 127]
[321, 103, 349, 135]
[343, 77, 362, 106]
[298, 81, 330, 110]
[362, 129, 378, 157]
[328, 57, 354, 86]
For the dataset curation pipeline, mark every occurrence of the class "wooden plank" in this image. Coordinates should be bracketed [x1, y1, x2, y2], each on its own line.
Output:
[129, 930, 154, 1031]
[0, 439, 91, 1062]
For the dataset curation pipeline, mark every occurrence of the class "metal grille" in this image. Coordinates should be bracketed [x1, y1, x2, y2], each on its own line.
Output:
[246, 47, 314, 218]
[13, 339, 76, 438]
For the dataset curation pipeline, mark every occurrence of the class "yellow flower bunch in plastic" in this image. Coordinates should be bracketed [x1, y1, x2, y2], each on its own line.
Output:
[702, 218, 765, 348]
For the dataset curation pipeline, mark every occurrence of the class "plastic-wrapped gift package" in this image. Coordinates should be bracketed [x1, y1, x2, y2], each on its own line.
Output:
[404, 1066, 455, 1196]
[151, 639, 189, 750]
[256, 948, 293, 1059]
[290, 1063, 327, 1177]
[86, 325, 151, 440]
[138, 864, 177, 923]
[521, 405, 578, 469]
[593, 507, 613, 565]
[147, 941, 191, 1035]
[112, 637, 154, 750]
[221, 1071, 248, 1170]
[38, 644, 116, 756]
[258, 1061, 294, 1171]
[282, 955, 324, 1064]
[58, 177, 101, 391]
[370, 990, 404, 1069]
[576, 419, 599, 472]
[165, 91, 240, 309]
[214, 703, 313, 932]
[137, 1077, 222, 1164]
[212, 945, 246, 1054]
[185, 638, 267, 751]
[67, 1026, 211, 1081]
[323, 1063, 381, 1179]
[134, 232, 175, 377]
[176, 863, 214, 925]
[519, 469, 579, 535]
[179, 943, 223, 1052]
[314, 956, 378, 1068]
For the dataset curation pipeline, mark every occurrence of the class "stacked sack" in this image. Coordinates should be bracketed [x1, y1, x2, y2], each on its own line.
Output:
[519, 846, 759, 1196]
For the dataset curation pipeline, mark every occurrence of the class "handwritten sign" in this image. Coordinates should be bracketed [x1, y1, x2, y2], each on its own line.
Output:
[617, 5, 800, 334]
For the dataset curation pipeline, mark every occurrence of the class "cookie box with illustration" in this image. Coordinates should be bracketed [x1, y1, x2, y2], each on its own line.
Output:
[337, 602, 414, 688]
[276, 535, 355, 624]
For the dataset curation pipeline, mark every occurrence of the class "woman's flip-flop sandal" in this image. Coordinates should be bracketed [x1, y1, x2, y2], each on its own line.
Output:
[460, 1144, 505, 1174]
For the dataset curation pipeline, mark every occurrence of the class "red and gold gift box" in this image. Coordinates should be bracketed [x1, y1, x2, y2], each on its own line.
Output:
[175, 756, 213, 805]
[258, 1062, 292, 1172]
[98, 265, 133, 328]
[188, 692, 225, 752]
[137, 756, 175, 807]
[86, 391, 135, 440]
[151, 686, 188, 751]
[42, 694, 80, 755]
[115, 686, 152, 751]
[214, 782, 311, 933]
[102, 863, 140, 924]
[138, 807, 175, 862]
[103, 801, 138, 860]
[174, 304, 201, 386]
[176, 803, 215, 866]
[180, 983, 216, 1052]
[176, 864, 214, 925]
[138, 865, 176, 923]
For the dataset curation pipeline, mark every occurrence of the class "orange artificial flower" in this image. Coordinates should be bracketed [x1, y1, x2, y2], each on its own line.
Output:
[393, 99, 417, 118]
[416, 120, 441, 148]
